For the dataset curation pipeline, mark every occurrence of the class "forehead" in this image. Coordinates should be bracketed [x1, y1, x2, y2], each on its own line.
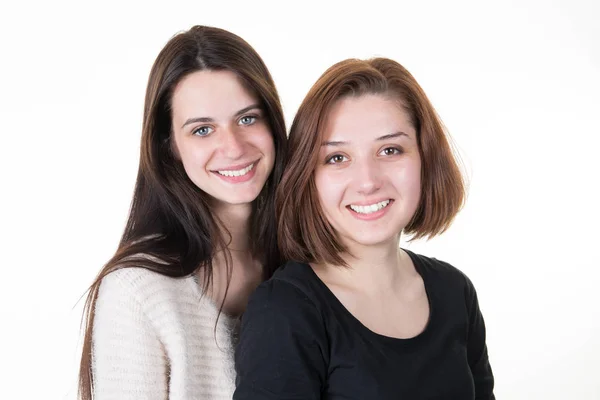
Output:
[322, 94, 414, 141]
[171, 70, 257, 118]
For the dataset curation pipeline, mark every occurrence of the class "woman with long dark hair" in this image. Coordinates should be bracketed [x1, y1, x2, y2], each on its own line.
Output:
[78, 25, 287, 399]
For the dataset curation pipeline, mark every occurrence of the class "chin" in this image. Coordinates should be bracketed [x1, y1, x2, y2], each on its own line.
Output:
[223, 190, 264, 206]
[342, 230, 400, 248]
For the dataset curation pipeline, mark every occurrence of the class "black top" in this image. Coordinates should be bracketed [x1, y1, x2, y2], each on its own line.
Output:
[234, 250, 495, 399]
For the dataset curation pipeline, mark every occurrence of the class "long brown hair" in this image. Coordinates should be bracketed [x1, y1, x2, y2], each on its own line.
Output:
[78, 25, 287, 400]
[277, 58, 464, 267]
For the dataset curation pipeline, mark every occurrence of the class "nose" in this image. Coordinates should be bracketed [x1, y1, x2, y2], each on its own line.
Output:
[354, 157, 383, 196]
[221, 127, 246, 159]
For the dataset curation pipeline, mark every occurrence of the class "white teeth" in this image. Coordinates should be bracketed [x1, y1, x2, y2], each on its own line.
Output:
[217, 163, 254, 177]
[349, 200, 391, 214]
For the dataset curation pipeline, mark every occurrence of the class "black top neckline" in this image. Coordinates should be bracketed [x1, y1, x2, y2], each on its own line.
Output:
[302, 248, 435, 346]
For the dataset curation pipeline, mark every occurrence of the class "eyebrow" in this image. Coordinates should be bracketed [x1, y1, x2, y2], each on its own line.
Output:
[181, 103, 262, 128]
[322, 131, 409, 147]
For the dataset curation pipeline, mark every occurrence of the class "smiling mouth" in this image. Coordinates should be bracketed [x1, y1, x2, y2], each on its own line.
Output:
[348, 200, 392, 214]
[215, 162, 256, 177]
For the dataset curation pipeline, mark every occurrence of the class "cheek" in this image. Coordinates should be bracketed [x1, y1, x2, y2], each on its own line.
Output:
[402, 158, 422, 202]
[252, 127, 275, 156]
[176, 139, 212, 173]
[386, 157, 421, 199]
[314, 170, 347, 213]
[252, 131, 275, 178]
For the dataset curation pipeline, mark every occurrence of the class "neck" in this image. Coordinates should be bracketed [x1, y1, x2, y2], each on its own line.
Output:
[204, 202, 262, 316]
[212, 202, 252, 252]
[317, 234, 414, 293]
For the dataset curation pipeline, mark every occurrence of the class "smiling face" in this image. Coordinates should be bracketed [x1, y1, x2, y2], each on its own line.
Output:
[314, 93, 422, 249]
[170, 69, 275, 207]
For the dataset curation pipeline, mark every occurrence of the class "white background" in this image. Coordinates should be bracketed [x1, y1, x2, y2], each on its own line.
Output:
[1, 0, 599, 398]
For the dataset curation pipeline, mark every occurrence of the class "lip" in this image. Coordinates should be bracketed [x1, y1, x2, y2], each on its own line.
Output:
[211, 160, 257, 172]
[346, 199, 394, 221]
[211, 159, 259, 184]
[346, 198, 393, 207]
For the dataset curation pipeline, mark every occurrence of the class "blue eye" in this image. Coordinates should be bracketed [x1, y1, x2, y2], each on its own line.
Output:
[192, 126, 214, 137]
[326, 154, 348, 164]
[239, 115, 257, 126]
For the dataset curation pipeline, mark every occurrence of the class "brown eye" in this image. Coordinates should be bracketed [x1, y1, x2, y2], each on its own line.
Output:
[326, 154, 348, 164]
[380, 147, 401, 156]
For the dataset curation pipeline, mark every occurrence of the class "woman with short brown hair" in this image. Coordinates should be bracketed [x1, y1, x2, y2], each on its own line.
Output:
[234, 57, 495, 399]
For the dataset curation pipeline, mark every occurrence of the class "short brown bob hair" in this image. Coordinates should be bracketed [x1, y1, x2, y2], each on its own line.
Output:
[276, 57, 465, 266]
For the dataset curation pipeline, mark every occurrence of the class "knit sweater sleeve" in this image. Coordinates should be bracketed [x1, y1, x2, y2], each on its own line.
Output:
[92, 269, 168, 400]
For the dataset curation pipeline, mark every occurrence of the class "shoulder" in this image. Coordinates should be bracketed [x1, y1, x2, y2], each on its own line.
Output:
[404, 249, 476, 293]
[272, 261, 322, 294]
[99, 266, 180, 294]
[240, 262, 328, 352]
[97, 267, 196, 312]
[244, 261, 325, 323]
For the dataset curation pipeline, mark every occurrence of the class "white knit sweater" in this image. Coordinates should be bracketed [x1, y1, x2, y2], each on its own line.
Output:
[92, 267, 239, 399]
